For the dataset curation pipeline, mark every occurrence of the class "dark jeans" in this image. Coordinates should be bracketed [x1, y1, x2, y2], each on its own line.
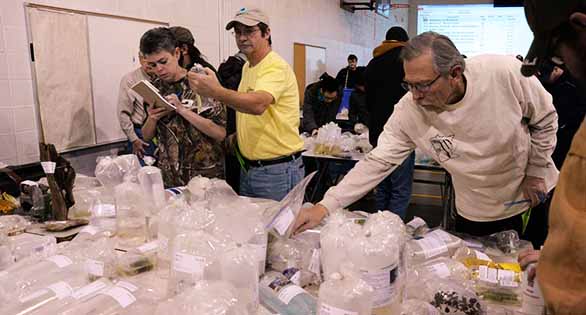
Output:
[126, 127, 156, 166]
[455, 191, 552, 249]
[374, 152, 415, 219]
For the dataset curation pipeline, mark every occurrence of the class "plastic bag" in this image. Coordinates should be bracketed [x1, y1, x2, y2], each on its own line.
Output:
[114, 179, 148, 247]
[405, 229, 463, 265]
[400, 299, 441, 315]
[9, 233, 56, 265]
[317, 263, 374, 315]
[313, 123, 342, 156]
[168, 230, 223, 297]
[263, 171, 316, 239]
[404, 257, 473, 302]
[320, 212, 361, 278]
[218, 243, 259, 314]
[453, 247, 523, 305]
[267, 237, 319, 287]
[95, 155, 141, 189]
[155, 280, 246, 315]
[0, 215, 30, 236]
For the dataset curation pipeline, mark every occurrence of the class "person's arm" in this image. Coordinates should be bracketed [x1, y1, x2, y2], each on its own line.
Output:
[512, 61, 559, 204]
[302, 86, 319, 133]
[142, 106, 171, 141]
[293, 103, 416, 233]
[166, 95, 226, 142]
[187, 68, 273, 115]
[117, 78, 139, 143]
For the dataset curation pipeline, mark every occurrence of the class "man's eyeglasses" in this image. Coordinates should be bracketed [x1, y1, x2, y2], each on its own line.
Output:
[401, 74, 441, 92]
[232, 27, 260, 38]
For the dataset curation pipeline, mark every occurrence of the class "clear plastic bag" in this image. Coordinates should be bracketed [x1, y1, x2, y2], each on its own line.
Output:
[9, 233, 56, 265]
[405, 229, 463, 265]
[452, 247, 523, 305]
[260, 271, 317, 315]
[114, 180, 147, 247]
[95, 155, 141, 189]
[0, 215, 30, 236]
[218, 243, 259, 314]
[168, 230, 223, 297]
[317, 263, 374, 315]
[267, 237, 319, 287]
[313, 122, 342, 156]
[155, 280, 246, 315]
[404, 257, 473, 302]
[263, 171, 316, 239]
[320, 212, 361, 278]
[400, 299, 440, 315]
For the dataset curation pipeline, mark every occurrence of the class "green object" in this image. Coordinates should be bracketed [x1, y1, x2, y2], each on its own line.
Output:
[521, 207, 532, 235]
[234, 145, 248, 174]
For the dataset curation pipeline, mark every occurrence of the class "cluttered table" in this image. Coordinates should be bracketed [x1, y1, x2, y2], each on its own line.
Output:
[0, 152, 539, 315]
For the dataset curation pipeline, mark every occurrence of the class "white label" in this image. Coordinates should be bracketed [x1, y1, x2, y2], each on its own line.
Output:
[318, 302, 358, 315]
[474, 250, 491, 262]
[173, 252, 205, 277]
[41, 161, 56, 174]
[86, 259, 104, 277]
[478, 265, 498, 284]
[416, 237, 448, 258]
[427, 262, 451, 278]
[19, 289, 49, 303]
[116, 281, 138, 292]
[308, 249, 321, 275]
[428, 229, 453, 242]
[47, 281, 73, 299]
[46, 255, 73, 268]
[73, 280, 109, 300]
[272, 207, 295, 236]
[290, 270, 301, 286]
[103, 287, 136, 308]
[361, 265, 398, 307]
[497, 269, 518, 287]
[80, 225, 99, 235]
[137, 240, 159, 253]
[277, 284, 306, 304]
[407, 217, 427, 230]
[92, 204, 115, 217]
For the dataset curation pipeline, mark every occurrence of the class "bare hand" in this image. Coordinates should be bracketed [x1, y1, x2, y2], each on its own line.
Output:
[147, 106, 172, 121]
[131, 139, 148, 158]
[164, 94, 189, 116]
[187, 67, 222, 98]
[518, 248, 540, 270]
[292, 204, 328, 235]
[521, 176, 547, 207]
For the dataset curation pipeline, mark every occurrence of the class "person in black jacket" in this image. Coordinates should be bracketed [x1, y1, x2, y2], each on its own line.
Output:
[537, 61, 586, 169]
[170, 26, 217, 72]
[364, 26, 415, 219]
[217, 51, 247, 192]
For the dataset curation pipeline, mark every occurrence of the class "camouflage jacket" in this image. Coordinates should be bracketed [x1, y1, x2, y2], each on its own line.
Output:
[151, 76, 226, 187]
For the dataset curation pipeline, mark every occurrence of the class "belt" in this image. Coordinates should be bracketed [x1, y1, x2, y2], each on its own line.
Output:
[243, 152, 302, 168]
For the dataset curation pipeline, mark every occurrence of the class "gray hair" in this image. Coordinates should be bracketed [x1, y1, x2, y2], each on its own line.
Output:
[400, 31, 466, 76]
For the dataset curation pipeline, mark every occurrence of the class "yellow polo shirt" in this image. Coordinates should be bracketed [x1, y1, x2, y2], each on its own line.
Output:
[236, 51, 303, 160]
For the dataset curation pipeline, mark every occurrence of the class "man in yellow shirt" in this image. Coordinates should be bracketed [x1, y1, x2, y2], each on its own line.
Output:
[188, 7, 304, 201]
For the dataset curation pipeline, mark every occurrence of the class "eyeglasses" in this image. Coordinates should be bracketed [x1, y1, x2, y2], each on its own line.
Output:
[232, 27, 260, 38]
[401, 74, 442, 92]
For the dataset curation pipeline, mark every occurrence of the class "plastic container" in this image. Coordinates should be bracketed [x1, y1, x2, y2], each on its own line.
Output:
[137, 163, 165, 215]
[155, 280, 244, 315]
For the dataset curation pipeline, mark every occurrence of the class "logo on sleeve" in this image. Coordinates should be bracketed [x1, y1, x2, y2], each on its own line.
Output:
[430, 134, 459, 162]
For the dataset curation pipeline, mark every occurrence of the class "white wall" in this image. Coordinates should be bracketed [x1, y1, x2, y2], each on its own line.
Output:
[0, 0, 407, 166]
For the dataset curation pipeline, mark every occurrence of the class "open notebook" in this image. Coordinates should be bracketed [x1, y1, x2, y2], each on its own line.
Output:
[131, 80, 176, 111]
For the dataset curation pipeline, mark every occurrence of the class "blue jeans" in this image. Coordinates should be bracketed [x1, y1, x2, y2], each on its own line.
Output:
[126, 127, 156, 166]
[374, 152, 415, 219]
[239, 156, 305, 201]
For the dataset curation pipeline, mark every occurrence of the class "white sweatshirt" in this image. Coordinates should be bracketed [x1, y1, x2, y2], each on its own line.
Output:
[321, 55, 559, 222]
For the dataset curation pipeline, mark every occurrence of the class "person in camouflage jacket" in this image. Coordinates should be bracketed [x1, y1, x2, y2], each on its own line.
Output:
[140, 27, 226, 187]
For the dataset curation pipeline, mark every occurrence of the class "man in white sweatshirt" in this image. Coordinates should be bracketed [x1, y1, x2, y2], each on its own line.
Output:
[293, 32, 559, 248]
